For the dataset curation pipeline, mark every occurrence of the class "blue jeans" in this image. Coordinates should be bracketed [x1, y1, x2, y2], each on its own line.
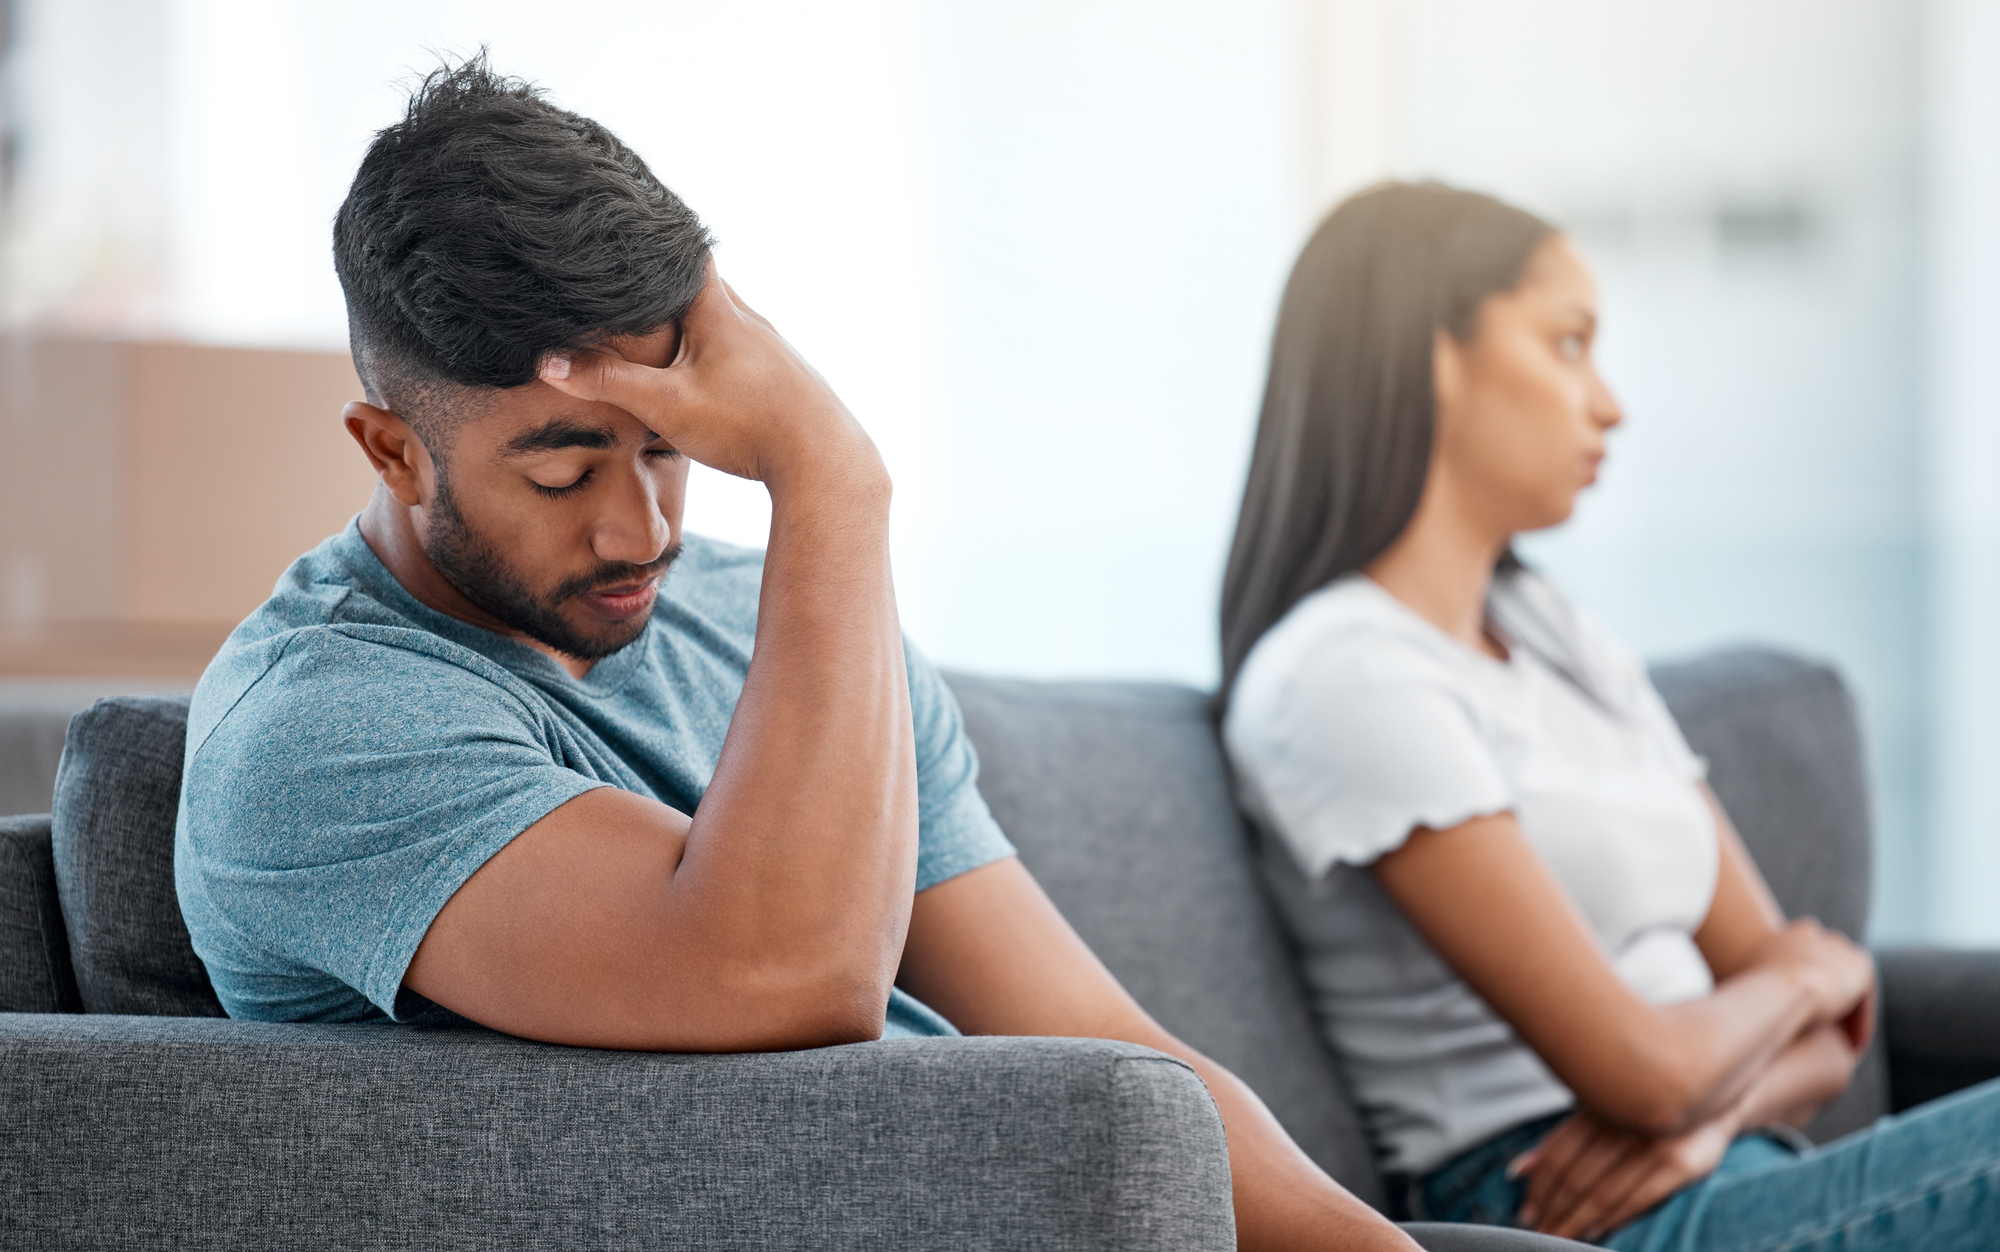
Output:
[1404, 1077, 2000, 1250]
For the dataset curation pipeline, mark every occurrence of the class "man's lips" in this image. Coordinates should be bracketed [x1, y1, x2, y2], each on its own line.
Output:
[581, 576, 661, 618]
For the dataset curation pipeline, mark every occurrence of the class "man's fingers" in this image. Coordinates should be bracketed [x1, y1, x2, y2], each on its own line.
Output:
[539, 347, 681, 419]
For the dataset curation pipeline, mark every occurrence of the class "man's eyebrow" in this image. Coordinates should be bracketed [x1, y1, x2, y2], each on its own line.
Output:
[496, 417, 620, 458]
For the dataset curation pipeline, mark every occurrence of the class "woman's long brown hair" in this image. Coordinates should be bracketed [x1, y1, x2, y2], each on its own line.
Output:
[1216, 182, 1553, 709]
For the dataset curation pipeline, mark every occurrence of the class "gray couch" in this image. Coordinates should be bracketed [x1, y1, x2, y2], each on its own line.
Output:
[2, 649, 1996, 1250]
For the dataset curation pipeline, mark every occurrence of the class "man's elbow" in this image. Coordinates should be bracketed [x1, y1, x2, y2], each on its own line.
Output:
[706, 961, 893, 1052]
[773, 977, 890, 1049]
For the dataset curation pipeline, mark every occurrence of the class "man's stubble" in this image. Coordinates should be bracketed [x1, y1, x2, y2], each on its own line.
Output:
[423, 464, 678, 662]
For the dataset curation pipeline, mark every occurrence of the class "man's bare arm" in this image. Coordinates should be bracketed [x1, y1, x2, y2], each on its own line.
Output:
[898, 858, 1421, 1252]
[405, 265, 918, 1051]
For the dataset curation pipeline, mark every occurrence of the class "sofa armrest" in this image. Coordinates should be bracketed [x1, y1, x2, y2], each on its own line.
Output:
[1879, 946, 2000, 1112]
[0, 1015, 1232, 1251]
[0, 813, 79, 1013]
[1402, 1223, 1590, 1249]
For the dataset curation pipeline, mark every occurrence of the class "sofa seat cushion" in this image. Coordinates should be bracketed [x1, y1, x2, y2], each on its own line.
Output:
[0, 813, 80, 1012]
[946, 673, 1383, 1203]
[51, 694, 222, 1017]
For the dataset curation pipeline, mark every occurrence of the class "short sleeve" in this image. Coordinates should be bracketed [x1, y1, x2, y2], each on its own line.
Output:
[904, 641, 1016, 892]
[1225, 650, 1512, 882]
[179, 627, 606, 1019]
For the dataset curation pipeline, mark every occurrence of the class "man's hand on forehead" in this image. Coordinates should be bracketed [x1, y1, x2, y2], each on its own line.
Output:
[539, 261, 881, 494]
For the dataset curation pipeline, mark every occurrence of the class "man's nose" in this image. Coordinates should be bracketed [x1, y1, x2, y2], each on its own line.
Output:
[590, 468, 672, 566]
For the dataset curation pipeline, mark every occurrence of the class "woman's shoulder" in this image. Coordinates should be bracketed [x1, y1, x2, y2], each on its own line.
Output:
[1223, 576, 1517, 878]
[1236, 575, 1478, 707]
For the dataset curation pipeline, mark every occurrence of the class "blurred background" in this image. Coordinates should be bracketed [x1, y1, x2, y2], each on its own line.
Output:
[0, 0, 1994, 942]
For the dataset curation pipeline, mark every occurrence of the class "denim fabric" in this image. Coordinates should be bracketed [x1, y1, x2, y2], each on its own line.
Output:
[175, 521, 1013, 1033]
[1405, 1111, 1568, 1226]
[1413, 1078, 2000, 1251]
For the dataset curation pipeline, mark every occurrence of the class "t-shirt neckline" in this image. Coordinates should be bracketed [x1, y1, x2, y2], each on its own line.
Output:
[1352, 573, 1518, 671]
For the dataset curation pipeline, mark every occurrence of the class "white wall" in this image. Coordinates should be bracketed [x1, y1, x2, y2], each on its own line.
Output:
[1362, 0, 1933, 937]
[7, 0, 1296, 685]
[1923, 0, 2000, 944]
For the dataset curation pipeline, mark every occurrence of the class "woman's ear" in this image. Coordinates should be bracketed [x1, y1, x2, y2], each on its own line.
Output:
[343, 401, 431, 508]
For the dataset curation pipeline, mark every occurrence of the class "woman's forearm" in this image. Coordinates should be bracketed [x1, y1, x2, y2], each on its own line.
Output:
[1733, 1023, 1858, 1130]
[1628, 962, 1826, 1132]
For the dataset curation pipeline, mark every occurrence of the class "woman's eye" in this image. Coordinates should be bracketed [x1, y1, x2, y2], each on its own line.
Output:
[644, 447, 683, 462]
[532, 470, 593, 499]
[1558, 333, 1585, 359]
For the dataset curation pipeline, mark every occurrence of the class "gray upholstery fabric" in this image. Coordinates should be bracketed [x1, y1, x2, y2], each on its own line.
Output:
[0, 678, 192, 816]
[0, 813, 79, 1013]
[50, 693, 223, 1017]
[1650, 648, 1890, 1141]
[1879, 946, 2000, 1111]
[946, 674, 1384, 1205]
[0, 649, 1955, 1252]
[0, 1016, 1235, 1252]
[1650, 649, 1871, 936]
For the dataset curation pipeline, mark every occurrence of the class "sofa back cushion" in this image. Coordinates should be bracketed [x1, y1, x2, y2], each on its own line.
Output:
[0, 814, 80, 1012]
[946, 673, 1383, 1203]
[51, 694, 224, 1017]
[1650, 647, 1888, 1138]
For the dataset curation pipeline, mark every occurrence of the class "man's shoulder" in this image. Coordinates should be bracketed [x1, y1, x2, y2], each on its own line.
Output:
[671, 530, 766, 586]
[188, 534, 539, 767]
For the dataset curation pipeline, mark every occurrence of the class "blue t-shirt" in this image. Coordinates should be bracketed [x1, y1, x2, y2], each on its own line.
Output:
[174, 519, 1014, 1037]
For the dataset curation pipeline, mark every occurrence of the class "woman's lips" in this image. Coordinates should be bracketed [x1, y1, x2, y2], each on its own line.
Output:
[584, 578, 660, 618]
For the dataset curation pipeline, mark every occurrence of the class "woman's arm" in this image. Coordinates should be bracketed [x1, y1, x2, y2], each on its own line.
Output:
[1695, 785, 1876, 1061]
[1516, 1020, 1860, 1239]
[1498, 788, 1867, 1240]
[1371, 810, 1873, 1135]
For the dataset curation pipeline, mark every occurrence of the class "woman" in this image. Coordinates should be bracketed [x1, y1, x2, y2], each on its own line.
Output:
[1218, 181, 1998, 1249]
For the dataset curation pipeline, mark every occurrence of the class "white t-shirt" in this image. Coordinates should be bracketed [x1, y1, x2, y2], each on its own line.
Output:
[1222, 571, 1718, 1174]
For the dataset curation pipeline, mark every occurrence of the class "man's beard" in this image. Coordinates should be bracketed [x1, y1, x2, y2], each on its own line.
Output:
[424, 472, 678, 662]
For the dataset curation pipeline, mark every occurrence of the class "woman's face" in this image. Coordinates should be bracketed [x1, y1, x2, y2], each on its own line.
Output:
[1432, 234, 1624, 536]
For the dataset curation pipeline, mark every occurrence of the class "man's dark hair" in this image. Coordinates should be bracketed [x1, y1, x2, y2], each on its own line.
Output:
[333, 52, 712, 436]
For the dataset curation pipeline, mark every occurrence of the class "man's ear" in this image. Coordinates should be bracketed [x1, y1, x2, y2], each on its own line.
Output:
[344, 401, 432, 508]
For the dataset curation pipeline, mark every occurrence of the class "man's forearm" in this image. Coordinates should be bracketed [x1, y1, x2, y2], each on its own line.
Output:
[673, 454, 918, 1035]
[531, 273, 925, 1043]
[1171, 1043, 1422, 1252]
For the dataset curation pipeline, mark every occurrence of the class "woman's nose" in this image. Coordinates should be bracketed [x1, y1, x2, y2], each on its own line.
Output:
[1591, 376, 1625, 430]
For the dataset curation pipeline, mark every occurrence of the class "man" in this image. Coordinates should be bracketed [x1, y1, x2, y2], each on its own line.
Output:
[173, 56, 1412, 1251]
